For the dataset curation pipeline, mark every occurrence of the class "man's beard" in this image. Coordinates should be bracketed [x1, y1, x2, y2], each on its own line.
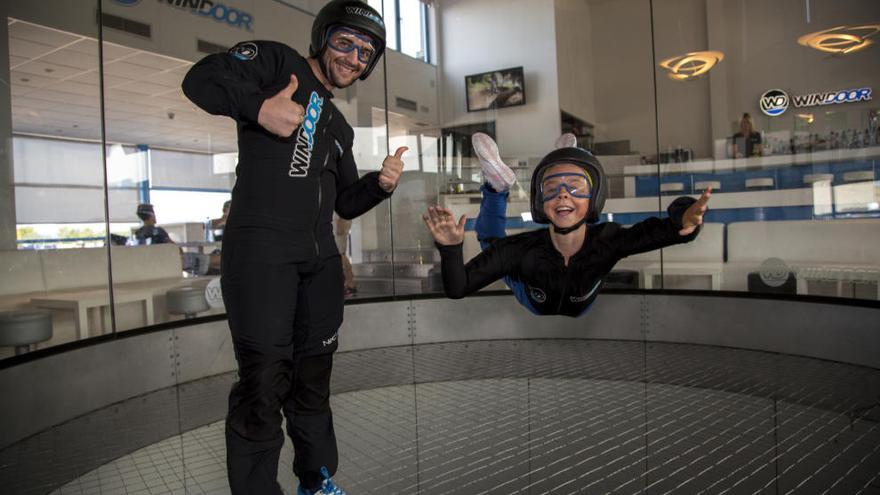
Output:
[323, 59, 360, 89]
[321, 55, 363, 89]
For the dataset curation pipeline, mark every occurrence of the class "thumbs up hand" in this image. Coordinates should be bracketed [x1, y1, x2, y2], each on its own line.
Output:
[379, 147, 407, 192]
[257, 74, 306, 138]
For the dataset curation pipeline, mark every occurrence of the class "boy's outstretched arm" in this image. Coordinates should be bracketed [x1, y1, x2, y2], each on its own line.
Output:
[422, 206, 507, 299]
[608, 187, 713, 259]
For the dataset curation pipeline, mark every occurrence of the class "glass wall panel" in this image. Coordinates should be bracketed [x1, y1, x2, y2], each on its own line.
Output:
[2, 1, 878, 494]
[651, 0, 880, 297]
[1, 5, 111, 359]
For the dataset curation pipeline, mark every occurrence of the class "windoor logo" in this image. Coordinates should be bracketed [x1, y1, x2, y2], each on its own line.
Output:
[289, 91, 325, 177]
[759, 89, 789, 116]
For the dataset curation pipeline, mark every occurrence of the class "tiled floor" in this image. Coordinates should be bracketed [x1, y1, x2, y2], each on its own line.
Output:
[51, 379, 880, 494]
[5, 340, 880, 494]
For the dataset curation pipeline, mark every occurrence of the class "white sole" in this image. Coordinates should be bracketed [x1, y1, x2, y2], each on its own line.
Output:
[472, 133, 516, 187]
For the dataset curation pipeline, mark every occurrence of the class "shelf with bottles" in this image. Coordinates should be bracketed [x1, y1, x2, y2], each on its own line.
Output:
[761, 126, 880, 156]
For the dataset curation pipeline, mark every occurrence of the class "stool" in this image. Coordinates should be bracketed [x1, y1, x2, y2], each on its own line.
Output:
[803, 173, 834, 185]
[842, 171, 875, 183]
[745, 178, 774, 189]
[660, 182, 684, 194]
[0, 310, 53, 355]
[694, 180, 721, 192]
[166, 287, 210, 319]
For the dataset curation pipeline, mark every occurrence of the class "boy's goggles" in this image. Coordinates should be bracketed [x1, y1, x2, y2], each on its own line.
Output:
[540, 172, 593, 201]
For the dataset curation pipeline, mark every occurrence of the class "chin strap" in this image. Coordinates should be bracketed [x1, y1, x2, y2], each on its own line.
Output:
[551, 217, 586, 235]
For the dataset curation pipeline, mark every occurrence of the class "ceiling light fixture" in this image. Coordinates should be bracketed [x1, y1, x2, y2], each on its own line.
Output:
[658, 51, 724, 81]
[798, 24, 879, 55]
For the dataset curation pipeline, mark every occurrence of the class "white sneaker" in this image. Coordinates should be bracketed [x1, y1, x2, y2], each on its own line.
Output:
[555, 132, 578, 149]
[472, 132, 516, 192]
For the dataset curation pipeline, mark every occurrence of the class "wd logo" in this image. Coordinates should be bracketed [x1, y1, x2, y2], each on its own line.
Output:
[760, 89, 789, 116]
[204, 278, 224, 309]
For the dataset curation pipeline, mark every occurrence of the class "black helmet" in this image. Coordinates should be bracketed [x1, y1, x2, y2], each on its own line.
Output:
[310, 0, 386, 80]
[530, 147, 607, 225]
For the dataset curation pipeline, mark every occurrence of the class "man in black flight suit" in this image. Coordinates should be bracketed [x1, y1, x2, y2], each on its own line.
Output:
[182, 2, 403, 494]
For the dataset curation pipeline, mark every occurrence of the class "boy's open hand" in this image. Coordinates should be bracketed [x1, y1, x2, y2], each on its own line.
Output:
[680, 187, 712, 236]
[423, 206, 466, 246]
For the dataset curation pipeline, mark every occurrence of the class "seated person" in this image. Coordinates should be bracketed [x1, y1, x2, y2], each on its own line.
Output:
[133, 203, 173, 246]
[731, 112, 763, 158]
[423, 133, 711, 316]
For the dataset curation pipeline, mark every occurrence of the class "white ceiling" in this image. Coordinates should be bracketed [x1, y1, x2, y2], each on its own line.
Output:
[8, 18, 238, 154]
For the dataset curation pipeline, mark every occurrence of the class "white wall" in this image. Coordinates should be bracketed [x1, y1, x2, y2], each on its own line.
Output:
[438, 0, 561, 158]
[555, 0, 596, 125]
[589, 0, 657, 156]
[651, 0, 712, 158]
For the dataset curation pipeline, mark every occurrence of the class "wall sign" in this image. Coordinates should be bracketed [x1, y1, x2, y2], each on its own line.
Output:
[759, 87, 872, 116]
[112, 0, 254, 31]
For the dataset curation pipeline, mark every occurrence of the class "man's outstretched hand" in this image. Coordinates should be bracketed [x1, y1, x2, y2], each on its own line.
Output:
[379, 146, 407, 192]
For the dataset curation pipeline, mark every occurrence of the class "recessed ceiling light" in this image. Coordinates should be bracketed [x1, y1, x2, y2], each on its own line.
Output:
[658, 51, 724, 81]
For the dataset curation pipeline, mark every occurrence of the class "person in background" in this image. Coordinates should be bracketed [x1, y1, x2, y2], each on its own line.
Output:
[334, 214, 357, 298]
[133, 203, 173, 246]
[210, 200, 231, 242]
[731, 112, 763, 158]
[208, 200, 231, 274]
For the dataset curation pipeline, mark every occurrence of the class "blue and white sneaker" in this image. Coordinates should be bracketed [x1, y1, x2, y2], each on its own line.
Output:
[472, 132, 516, 192]
[296, 466, 346, 495]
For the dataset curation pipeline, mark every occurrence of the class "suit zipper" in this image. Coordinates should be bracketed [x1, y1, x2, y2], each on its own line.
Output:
[556, 261, 570, 314]
[313, 113, 333, 257]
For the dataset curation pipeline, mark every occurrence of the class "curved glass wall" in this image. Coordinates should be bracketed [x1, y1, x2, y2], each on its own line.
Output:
[0, 0, 878, 492]
[0, 0, 876, 357]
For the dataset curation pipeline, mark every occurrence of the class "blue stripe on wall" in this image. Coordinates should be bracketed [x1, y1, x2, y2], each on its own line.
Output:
[465, 205, 880, 232]
[636, 161, 877, 196]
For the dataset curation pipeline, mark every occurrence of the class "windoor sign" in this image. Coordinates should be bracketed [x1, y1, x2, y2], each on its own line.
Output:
[113, 0, 254, 31]
[760, 87, 872, 116]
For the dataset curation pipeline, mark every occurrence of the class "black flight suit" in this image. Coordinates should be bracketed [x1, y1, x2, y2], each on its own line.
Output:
[438, 197, 700, 316]
[182, 40, 391, 493]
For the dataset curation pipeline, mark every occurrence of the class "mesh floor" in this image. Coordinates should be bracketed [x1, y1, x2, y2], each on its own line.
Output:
[4, 340, 879, 494]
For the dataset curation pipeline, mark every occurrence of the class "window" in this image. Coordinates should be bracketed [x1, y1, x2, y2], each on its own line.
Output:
[367, 0, 432, 63]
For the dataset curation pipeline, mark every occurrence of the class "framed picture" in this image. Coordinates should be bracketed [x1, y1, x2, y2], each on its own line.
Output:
[465, 66, 526, 112]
